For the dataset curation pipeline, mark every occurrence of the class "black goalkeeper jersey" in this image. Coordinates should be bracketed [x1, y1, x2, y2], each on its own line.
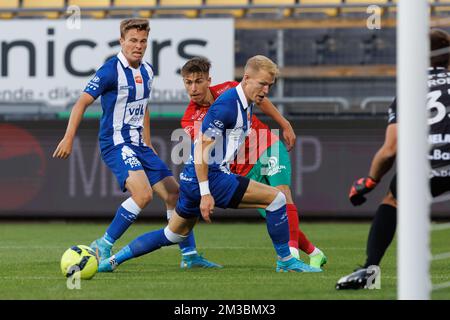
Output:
[387, 67, 450, 177]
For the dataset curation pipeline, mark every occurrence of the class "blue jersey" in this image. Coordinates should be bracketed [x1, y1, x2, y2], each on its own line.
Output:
[181, 83, 253, 180]
[84, 51, 154, 154]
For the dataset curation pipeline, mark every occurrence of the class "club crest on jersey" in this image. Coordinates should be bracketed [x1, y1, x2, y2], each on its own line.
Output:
[135, 75, 143, 84]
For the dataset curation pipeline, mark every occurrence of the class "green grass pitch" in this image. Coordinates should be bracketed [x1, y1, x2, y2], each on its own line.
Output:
[0, 222, 448, 300]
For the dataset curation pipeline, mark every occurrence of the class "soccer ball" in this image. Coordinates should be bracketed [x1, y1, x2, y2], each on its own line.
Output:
[60, 245, 98, 280]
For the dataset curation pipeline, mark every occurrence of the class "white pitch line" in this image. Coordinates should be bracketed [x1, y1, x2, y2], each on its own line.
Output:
[432, 281, 450, 291]
[431, 223, 450, 231]
[432, 252, 450, 261]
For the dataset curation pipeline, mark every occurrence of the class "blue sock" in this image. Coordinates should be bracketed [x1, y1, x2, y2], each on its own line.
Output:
[114, 245, 134, 265]
[178, 231, 197, 256]
[105, 199, 140, 243]
[266, 205, 291, 259]
[128, 228, 174, 259]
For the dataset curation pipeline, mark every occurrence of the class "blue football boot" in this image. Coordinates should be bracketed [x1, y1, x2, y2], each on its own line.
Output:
[180, 253, 223, 269]
[276, 257, 322, 273]
[90, 238, 113, 261]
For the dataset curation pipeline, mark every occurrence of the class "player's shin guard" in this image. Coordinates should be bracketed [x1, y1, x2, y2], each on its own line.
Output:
[265, 192, 291, 260]
[105, 197, 141, 244]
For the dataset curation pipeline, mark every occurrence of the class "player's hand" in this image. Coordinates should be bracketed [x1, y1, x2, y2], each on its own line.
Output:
[349, 177, 378, 206]
[200, 194, 215, 223]
[281, 122, 296, 151]
[52, 137, 74, 159]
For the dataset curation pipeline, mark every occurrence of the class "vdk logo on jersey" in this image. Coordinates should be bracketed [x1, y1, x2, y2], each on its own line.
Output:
[121, 145, 141, 168]
[124, 99, 146, 127]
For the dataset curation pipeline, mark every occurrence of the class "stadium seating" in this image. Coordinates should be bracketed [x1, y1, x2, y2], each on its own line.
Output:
[111, 0, 156, 18]
[295, 0, 341, 17]
[0, 0, 19, 19]
[156, 0, 202, 18]
[19, 0, 64, 19]
[342, 0, 389, 15]
[249, 0, 295, 18]
[68, 0, 110, 18]
[203, 0, 247, 18]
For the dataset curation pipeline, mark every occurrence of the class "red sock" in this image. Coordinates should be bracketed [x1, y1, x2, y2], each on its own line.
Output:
[286, 204, 316, 255]
[286, 204, 299, 249]
[298, 228, 315, 255]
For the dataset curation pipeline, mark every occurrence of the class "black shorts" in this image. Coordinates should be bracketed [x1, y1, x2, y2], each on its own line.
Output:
[389, 174, 450, 199]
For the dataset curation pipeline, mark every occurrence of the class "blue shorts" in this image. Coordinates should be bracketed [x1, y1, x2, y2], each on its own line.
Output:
[175, 169, 250, 219]
[102, 143, 173, 192]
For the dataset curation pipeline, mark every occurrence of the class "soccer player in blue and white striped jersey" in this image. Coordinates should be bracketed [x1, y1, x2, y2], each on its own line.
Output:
[99, 55, 322, 273]
[53, 18, 219, 269]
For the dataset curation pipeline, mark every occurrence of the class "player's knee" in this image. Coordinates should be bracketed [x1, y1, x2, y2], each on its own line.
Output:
[135, 190, 153, 208]
[266, 192, 286, 212]
[165, 189, 179, 207]
[163, 226, 188, 244]
[382, 192, 397, 207]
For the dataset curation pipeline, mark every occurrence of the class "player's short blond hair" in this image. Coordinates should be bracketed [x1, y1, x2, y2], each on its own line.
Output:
[244, 55, 279, 78]
[120, 18, 150, 38]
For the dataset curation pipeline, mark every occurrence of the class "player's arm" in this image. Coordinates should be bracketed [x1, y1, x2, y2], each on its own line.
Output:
[256, 98, 296, 151]
[194, 133, 216, 223]
[52, 92, 94, 159]
[143, 104, 157, 154]
[368, 123, 397, 181]
[349, 123, 397, 206]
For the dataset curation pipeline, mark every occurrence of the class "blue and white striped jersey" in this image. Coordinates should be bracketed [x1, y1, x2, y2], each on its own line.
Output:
[84, 51, 154, 154]
[181, 83, 253, 180]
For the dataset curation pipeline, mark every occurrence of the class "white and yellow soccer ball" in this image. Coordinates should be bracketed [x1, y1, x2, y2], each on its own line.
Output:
[60, 245, 98, 280]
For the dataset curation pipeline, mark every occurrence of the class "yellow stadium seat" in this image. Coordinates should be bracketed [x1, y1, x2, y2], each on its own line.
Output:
[19, 0, 64, 19]
[157, 0, 202, 18]
[296, 0, 342, 17]
[342, 0, 390, 15]
[111, 0, 156, 18]
[203, 0, 248, 18]
[0, 0, 19, 19]
[250, 0, 295, 17]
[68, 0, 110, 19]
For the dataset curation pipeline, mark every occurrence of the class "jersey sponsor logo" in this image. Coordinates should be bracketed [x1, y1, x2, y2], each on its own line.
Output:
[124, 99, 146, 127]
[92, 76, 100, 83]
[120, 85, 134, 90]
[135, 75, 143, 84]
[431, 168, 450, 177]
[121, 145, 141, 168]
[429, 134, 450, 145]
[264, 156, 287, 177]
[429, 149, 450, 161]
[213, 120, 224, 129]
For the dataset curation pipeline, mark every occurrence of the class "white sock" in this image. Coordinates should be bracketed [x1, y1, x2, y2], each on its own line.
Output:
[309, 247, 322, 257]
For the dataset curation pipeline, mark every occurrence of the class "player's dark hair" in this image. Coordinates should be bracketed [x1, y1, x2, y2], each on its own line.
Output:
[181, 57, 211, 77]
[430, 28, 450, 68]
[120, 18, 150, 38]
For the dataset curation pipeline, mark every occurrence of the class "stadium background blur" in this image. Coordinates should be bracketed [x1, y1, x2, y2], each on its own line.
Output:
[1, 0, 450, 220]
